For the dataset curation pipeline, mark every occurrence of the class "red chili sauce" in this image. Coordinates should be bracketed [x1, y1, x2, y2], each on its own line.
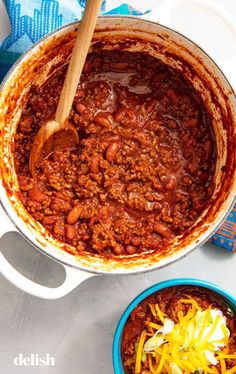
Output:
[14, 50, 216, 257]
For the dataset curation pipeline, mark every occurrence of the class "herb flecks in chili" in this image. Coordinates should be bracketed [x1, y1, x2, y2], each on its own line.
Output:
[14, 50, 215, 257]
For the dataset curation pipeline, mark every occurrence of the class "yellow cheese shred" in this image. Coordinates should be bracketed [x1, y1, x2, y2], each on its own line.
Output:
[149, 303, 157, 318]
[164, 362, 172, 374]
[155, 343, 168, 373]
[225, 367, 236, 374]
[180, 297, 202, 311]
[146, 321, 162, 330]
[218, 354, 236, 359]
[135, 330, 146, 374]
[148, 354, 156, 373]
[221, 323, 229, 340]
[220, 358, 227, 373]
[155, 304, 165, 323]
[202, 314, 221, 342]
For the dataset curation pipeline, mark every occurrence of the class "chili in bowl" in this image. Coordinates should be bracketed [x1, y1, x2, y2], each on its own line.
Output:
[113, 278, 236, 374]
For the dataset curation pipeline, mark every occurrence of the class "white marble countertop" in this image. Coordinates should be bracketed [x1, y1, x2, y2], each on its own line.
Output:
[1, 1, 236, 373]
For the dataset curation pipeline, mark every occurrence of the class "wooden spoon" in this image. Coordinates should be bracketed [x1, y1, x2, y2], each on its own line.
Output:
[29, 0, 103, 176]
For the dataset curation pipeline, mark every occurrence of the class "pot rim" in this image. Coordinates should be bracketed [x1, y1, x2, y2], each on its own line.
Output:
[0, 16, 236, 275]
[112, 277, 236, 374]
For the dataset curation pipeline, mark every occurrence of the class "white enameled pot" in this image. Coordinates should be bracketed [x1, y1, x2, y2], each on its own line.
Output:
[0, 0, 236, 299]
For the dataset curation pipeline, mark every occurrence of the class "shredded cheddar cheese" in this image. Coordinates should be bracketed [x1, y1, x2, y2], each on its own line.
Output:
[180, 297, 202, 311]
[220, 358, 227, 373]
[225, 368, 236, 374]
[149, 303, 157, 318]
[130, 297, 236, 373]
[155, 304, 165, 323]
[135, 330, 146, 373]
[146, 321, 163, 330]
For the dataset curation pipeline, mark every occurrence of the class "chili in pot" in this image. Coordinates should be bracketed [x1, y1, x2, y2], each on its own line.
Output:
[14, 48, 216, 258]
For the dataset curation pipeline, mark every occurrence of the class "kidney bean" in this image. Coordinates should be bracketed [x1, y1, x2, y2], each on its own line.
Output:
[126, 245, 137, 254]
[95, 115, 111, 128]
[28, 186, 46, 203]
[153, 222, 173, 239]
[106, 141, 120, 162]
[124, 236, 132, 245]
[131, 237, 142, 246]
[67, 206, 82, 224]
[82, 234, 90, 241]
[113, 244, 125, 255]
[162, 215, 173, 223]
[65, 224, 76, 240]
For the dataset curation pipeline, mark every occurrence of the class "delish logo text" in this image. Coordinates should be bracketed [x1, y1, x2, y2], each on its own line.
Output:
[13, 353, 55, 366]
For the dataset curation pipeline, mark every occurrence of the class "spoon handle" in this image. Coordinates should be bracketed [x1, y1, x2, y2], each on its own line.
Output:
[55, 0, 102, 125]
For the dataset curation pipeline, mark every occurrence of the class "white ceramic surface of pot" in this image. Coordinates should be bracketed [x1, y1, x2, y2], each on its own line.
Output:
[0, 0, 236, 299]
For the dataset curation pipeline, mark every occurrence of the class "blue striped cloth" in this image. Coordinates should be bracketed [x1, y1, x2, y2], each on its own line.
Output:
[0, 0, 148, 81]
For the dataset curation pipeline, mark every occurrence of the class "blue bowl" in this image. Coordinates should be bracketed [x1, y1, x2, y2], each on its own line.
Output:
[112, 278, 236, 374]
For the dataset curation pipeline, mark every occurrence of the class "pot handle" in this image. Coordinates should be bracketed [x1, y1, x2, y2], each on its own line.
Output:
[144, 0, 236, 89]
[0, 205, 95, 299]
